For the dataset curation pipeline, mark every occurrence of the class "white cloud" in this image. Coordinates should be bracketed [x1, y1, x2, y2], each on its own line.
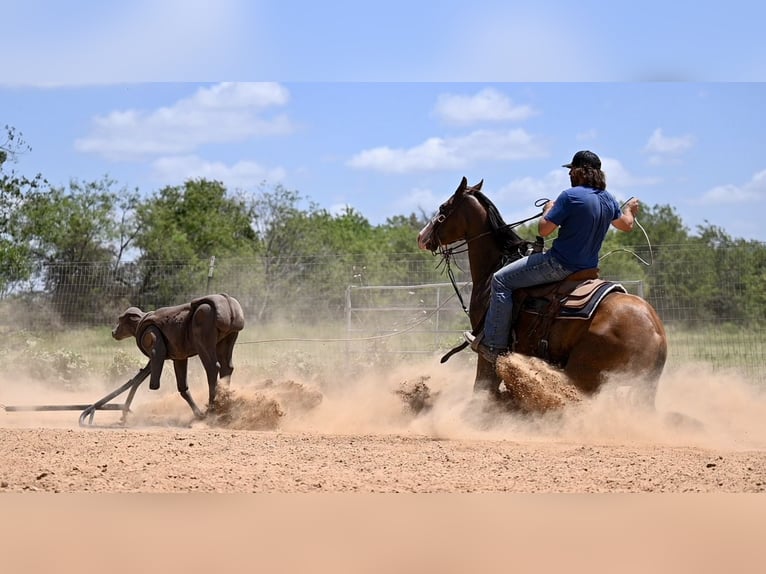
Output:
[76, 82, 293, 160]
[433, 88, 536, 124]
[644, 128, 695, 165]
[187, 82, 289, 109]
[347, 128, 547, 173]
[601, 158, 662, 189]
[698, 169, 766, 204]
[150, 155, 287, 189]
[496, 171, 570, 205]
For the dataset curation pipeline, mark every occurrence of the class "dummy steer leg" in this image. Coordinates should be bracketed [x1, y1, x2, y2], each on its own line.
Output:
[191, 303, 224, 414]
[217, 331, 239, 384]
[142, 325, 166, 391]
[143, 324, 205, 419]
[173, 358, 205, 419]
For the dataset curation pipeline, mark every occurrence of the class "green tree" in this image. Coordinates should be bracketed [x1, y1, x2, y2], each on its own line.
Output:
[685, 223, 766, 325]
[134, 178, 258, 307]
[0, 126, 46, 294]
[246, 185, 434, 322]
[19, 178, 134, 264]
[13, 177, 137, 323]
[249, 200, 379, 321]
[377, 213, 428, 253]
[136, 178, 257, 261]
[372, 213, 442, 285]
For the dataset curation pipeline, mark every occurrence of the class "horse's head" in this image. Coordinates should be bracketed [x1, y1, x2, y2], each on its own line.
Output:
[417, 177, 487, 253]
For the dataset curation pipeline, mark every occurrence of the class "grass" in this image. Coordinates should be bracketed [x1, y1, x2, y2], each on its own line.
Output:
[664, 323, 766, 383]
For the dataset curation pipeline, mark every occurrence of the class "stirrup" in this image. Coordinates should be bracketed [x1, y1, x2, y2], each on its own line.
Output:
[463, 331, 483, 352]
[463, 332, 507, 363]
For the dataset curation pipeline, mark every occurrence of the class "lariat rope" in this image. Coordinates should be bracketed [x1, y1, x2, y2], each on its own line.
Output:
[598, 197, 654, 266]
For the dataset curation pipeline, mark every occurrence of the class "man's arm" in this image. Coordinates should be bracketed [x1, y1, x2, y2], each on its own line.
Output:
[538, 200, 559, 237]
[612, 197, 639, 232]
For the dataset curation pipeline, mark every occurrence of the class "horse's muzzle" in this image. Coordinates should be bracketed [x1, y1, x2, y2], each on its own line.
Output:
[417, 219, 438, 252]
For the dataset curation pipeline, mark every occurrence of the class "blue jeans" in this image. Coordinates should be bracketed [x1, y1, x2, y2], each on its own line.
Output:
[483, 251, 574, 349]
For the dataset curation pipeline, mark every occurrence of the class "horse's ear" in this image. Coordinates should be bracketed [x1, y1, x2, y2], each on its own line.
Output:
[476, 179, 484, 190]
[455, 176, 469, 196]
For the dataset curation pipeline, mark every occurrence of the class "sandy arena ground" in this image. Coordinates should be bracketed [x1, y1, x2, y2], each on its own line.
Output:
[3, 356, 766, 571]
[2, 355, 766, 494]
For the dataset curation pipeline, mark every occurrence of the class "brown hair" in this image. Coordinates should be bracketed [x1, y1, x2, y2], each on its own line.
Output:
[570, 166, 607, 190]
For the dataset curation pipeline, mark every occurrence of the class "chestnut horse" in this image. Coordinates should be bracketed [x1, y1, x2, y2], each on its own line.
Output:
[417, 177, 667, 404]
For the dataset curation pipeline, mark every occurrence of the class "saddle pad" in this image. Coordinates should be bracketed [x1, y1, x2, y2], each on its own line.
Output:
[558, 282, 626, 319]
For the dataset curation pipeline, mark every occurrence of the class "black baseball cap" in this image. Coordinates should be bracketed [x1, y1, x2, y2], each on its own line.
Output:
[563, 150, 601, 170]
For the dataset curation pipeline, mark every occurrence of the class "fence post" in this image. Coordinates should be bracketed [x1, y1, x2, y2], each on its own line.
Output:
[345, 285, 352, 371]
[435, 285, 441, 348]
[206, 256, 216, 293]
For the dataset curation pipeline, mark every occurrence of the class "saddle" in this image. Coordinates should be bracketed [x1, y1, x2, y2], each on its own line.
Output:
[514, 268, 626, 321]
[439, 269, 627, 365]
[511, 268, 627, 361]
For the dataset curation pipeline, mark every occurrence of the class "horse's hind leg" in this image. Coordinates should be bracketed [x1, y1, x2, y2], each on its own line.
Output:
[565, 341, 661, 409]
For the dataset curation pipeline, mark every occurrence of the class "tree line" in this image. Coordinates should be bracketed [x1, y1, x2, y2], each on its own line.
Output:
[2, 125, 765, 327]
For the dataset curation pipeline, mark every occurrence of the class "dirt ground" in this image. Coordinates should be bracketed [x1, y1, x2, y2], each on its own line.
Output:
[2, 355, 766, 494]
[4, 356, 766, 572]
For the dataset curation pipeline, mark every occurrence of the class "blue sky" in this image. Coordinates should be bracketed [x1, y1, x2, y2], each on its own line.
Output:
[3, 1, 766, 241]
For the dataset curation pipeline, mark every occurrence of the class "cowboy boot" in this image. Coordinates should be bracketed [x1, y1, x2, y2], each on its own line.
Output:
[463, 331, 508, 364]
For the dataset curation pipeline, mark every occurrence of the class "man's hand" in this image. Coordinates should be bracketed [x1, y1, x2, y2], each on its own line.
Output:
[612, 197, 639, 232]
[624, 197, 639, 217]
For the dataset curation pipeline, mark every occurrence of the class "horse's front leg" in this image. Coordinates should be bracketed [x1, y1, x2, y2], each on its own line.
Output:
[474, 357, 502, 396]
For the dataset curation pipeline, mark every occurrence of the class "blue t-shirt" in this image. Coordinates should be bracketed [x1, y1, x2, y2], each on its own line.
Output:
[545, 186, 622, 270]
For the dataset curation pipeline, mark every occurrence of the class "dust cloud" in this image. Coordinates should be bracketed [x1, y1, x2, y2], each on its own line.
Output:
[2, 353, 766, 452]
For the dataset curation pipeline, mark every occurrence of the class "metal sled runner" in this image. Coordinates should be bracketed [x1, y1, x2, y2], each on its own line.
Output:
[1, 363, 151, 427]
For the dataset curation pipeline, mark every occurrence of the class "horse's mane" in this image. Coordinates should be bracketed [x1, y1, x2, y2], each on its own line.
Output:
[473, 190, 526, 254]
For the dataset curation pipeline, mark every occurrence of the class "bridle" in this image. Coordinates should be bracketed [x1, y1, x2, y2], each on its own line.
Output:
[420, 191, 484, 315]
[423, 191, 488, 255]
[423, 190, 545, 315]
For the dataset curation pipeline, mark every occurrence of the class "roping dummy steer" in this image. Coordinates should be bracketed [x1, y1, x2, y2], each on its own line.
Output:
[112, 293, 245, 418]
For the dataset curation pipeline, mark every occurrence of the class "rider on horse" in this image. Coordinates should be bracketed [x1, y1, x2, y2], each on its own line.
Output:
[465, 150, 640, 363]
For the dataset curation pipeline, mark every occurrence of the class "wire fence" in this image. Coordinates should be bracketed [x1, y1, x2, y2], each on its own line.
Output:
[1, 247, 765, 386]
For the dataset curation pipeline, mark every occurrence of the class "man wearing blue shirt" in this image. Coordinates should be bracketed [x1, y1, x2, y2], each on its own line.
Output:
[466, 150, 640, 363]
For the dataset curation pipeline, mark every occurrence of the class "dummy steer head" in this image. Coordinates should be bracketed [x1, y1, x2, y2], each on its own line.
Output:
[112, 307, 146, 340]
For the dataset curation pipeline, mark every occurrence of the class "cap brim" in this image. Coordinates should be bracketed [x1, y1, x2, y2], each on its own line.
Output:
[562, 163, 573, 168]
